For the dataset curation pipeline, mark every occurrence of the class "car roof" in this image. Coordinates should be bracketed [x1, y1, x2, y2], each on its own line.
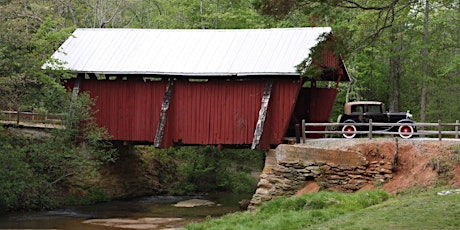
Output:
[345, 101, 383, 106]
[344, 101, 383, 114]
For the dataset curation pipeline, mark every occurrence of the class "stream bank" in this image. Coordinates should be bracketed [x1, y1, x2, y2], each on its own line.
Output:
[94, 144, 264, 201]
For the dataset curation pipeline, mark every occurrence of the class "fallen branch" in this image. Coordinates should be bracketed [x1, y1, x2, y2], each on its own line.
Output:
[51, 173, 74, 185]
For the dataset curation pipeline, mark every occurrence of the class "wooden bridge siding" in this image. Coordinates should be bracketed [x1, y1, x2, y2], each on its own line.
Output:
[259, 79, 302, 148]
[305, 87, 338, 138]
[162, 78, 301, 148]
[79, 77, 166, 142]
[308, 87, 338, 122]
[73, 77, 301, 148]
[164, 79, 264, 147]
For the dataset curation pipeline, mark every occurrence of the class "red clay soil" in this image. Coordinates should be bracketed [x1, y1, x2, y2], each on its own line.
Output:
[296, 139, 460, 195]
[350, 139, 460, 194]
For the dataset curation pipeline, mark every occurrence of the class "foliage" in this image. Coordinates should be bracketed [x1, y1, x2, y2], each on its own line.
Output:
[186, 190, 390, 229]
[0, 2, 74, 112]
[0, 91, 117, 212]
[147, 146, 264, 195]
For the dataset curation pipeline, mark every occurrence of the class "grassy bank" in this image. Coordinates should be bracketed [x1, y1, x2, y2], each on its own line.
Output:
[187, 187, 460, 229]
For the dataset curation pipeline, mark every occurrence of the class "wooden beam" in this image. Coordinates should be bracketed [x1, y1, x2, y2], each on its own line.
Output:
[71, 75, 81, 101]
[251, 79, 273, 149]
[154, 79, 174, 148]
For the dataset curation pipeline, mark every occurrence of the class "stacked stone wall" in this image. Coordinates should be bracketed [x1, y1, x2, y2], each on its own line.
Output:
[249, 144, 395, 210]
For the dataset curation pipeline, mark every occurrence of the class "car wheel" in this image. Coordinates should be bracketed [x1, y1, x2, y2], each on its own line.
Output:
[342, 124, 357, 138]
[398, 125, 414, 139]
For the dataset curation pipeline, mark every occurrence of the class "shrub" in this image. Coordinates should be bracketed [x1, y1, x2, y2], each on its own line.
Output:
[0, 92, 118, 212]
[148, 146, 264, 195]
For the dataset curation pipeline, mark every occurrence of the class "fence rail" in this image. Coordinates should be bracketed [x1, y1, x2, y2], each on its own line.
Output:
[300, 119, 460, 143]
[0, 111, 64, 128]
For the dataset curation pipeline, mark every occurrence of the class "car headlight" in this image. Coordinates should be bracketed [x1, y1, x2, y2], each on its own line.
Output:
[406, 110, 413, 119]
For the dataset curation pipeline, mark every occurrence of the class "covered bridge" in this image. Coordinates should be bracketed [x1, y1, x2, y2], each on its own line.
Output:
[45, 27, 349, 149]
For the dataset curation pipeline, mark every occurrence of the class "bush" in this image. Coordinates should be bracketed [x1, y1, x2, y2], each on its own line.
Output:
[0, 92, 118, 212]
[148, 146, 264, 195]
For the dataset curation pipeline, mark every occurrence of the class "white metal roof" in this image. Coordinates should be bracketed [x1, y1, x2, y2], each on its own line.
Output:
[44, 27, 332, 76]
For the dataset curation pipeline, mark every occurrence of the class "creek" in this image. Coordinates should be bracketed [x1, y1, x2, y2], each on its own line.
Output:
[0, 192, 251, 229]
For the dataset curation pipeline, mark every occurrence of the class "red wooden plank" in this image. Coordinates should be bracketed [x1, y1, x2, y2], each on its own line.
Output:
[260, 78, 301, 148]
[79, 77, 166, 143]
[77, 76, 306, 149]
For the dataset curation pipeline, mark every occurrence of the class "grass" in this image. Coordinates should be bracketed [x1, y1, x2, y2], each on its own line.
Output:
[186, 188, 460, 230]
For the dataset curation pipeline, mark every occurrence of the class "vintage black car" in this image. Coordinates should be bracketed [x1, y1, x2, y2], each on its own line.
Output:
[337, 101, 416, 139]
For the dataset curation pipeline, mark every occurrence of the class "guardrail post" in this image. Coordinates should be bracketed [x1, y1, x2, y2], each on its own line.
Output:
[301, 119, 306, 144]
[438, 119, 442, 141]
[369, 119, 373, 140]
[456, 120, 459, 139]
[295, 124, 301, 144]
[16, 111, 20, 124]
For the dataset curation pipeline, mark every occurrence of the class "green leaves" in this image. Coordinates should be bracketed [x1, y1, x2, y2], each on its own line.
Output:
[149, 146, 263, 195]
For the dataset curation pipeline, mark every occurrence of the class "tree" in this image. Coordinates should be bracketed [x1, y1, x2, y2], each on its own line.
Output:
[0, 74, 36, 122]
[420, 0, 430, 123]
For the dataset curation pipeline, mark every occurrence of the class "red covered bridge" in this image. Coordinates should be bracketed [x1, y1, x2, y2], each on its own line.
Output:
[45, 27, 349, 149]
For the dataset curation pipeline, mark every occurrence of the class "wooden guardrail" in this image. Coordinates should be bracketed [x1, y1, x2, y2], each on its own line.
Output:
[300, 119, 460, 143]
[0, 110, 64, 128]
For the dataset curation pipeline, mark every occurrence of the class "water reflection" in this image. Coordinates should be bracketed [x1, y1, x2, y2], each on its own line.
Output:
[0, 192, 250, 229]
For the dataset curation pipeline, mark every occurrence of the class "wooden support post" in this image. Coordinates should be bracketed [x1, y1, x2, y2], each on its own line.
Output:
[251, 79, 273, 150]
[369, 119, 373, 139]
[71, 76, 81, 102]
[438, 119, 442, 141]
[393, 138, 399, 168]
[301, 119, 306, 144]
[154, 79, 174, 148]
[295, 124, 301, 144]
[456, 120, 459, 139]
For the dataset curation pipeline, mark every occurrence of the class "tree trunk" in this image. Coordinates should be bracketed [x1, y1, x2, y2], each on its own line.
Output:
[389, 26, 402, 112]
[420, 0, 430, 123]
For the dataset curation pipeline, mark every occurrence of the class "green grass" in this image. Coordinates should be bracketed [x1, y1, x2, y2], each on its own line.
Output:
[186, 188, 460, 230]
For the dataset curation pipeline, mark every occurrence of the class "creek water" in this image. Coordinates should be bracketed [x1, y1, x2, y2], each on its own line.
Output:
[0, 192, 251, 229]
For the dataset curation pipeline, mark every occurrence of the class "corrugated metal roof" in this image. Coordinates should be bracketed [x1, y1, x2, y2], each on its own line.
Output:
[45, 27, 332, 76]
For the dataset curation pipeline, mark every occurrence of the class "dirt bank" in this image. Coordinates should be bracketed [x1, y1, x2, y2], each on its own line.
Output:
[303, 138, 460, 194]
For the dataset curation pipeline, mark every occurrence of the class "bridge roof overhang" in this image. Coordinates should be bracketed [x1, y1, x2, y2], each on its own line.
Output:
[43, 27, 349, 82]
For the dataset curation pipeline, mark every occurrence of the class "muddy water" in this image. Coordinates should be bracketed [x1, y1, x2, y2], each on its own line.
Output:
[0, 192, 250, 229]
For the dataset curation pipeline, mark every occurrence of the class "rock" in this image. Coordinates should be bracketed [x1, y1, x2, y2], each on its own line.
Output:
[83, 217, 184, 229]
[239, 199, 250, 211]
[295, 181, 320, 196]
[173, 199, 215, 207]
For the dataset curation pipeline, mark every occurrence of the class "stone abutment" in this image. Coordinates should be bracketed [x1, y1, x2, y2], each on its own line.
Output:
[249, 141, 396, 210]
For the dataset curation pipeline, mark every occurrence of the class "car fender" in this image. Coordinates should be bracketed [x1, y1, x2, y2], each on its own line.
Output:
[397, 119, 415, 124]
[395, 119, 417, 132]
[342, 119, 356, 124]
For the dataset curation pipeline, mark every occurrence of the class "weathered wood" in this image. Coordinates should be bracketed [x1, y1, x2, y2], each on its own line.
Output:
[369, 119, 373, 139]
[295, 124, 301, 144]
[251, 79, 273, 149]
[438, 119, 442, 141]
[301, 119, 306, 143]
[456, 120, 459, 139]
[154, 79, 174, 148]
[71, 76, 81, 102]
[394, 138, 399, 167]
